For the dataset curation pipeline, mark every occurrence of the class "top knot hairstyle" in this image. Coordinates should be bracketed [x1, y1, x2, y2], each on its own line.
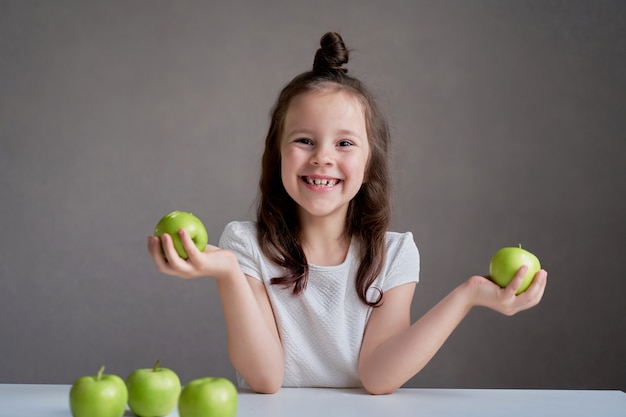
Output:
[313, 32, 350, 74]
[257, 32, 392, 307]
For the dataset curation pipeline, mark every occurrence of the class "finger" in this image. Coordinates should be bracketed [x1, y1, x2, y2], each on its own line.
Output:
[511, 270, 548, 314]
[524, 269, 548, 304]
[147, 236, 168, 265]
[506, 265, 528, 296]
[178, 228, 200, 261]
[160, 233, 186, 265]
[147, 236, 176, 274]
[536, 269, 548, 299]
[147, 235, 161, 257]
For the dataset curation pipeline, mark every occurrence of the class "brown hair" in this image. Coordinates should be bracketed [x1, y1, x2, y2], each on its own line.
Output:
[257, 32, 391, 307]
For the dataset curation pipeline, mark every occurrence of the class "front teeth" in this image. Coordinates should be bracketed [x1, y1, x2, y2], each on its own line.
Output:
[305, 177, 339, 187]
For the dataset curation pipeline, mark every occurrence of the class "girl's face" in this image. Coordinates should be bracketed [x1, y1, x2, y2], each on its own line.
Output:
[280, 88, 370, 223]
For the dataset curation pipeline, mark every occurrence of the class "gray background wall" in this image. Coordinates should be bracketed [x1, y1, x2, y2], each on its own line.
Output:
[1, 1, 624, 390]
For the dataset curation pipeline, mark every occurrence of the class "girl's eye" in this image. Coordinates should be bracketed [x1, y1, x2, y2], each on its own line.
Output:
[295, 138, 313, 145]
[338, 140, 353, 147]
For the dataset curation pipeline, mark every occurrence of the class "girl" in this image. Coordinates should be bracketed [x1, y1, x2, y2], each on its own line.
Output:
[147, 32, 548, 395]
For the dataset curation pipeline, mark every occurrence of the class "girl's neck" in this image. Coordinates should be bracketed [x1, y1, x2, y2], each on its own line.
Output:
[298, 212, 351, 267]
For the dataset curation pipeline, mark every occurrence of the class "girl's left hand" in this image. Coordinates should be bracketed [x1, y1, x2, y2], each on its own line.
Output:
[464, 266, 548, 316]
[147, 228, 239, 280]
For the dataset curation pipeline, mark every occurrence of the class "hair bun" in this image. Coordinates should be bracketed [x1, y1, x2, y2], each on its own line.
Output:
[313, 32, 349, 74]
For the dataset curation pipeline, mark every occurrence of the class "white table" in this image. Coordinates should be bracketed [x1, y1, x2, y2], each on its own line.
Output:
[1, 384, 624, 417]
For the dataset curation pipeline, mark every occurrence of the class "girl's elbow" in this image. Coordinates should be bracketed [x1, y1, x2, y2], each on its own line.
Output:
[232, 356, 284, 394]
[245, 372, 283, 394]
[359, 364, 399, 395]
[362, 381, 399, 395]
[360, 373, 400, 395]
[250, 380, 282, 394]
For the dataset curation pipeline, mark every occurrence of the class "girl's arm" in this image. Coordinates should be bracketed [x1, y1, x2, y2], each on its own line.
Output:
[358, 266, 548, 395]
[148, 229, 284, 393]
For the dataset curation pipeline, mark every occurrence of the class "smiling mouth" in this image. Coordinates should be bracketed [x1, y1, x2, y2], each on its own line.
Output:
[302, 176, 341, 187]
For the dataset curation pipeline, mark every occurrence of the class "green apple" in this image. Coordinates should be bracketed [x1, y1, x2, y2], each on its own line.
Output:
[154, 210, 208, 259]
[178, 377, 238, 417]
[69, 365, 128, 417]
[126, 360, 181, 417]
[489, 244, 541, 295]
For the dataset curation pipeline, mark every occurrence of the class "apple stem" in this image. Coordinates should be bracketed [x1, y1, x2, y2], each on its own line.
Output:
[518, 243, 522, 249]
[153, 360, 161, 372]
[96, 365, 105, 381]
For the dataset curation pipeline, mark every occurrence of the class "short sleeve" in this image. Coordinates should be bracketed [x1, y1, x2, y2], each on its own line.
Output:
[218, 221, 263, 281]
[379, 231, 420, 292]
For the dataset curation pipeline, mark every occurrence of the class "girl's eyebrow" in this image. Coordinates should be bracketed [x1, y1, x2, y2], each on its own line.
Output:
[285, 128, 362, 138]
[336, 129, 362, 138]
[285, 128, 315, 137]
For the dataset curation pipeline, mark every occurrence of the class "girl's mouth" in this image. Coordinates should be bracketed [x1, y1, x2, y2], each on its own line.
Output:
[301, 176, 341, 187]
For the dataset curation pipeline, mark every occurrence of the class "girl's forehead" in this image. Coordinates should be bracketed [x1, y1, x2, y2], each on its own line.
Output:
[285, 88, 366, 122]
[294, 86, 362, 106]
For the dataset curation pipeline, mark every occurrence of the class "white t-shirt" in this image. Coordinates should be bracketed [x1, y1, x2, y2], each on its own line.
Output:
[218, 221, 420, 388]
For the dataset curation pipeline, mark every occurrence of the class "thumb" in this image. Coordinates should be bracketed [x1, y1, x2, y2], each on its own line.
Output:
[506, 265, 528, 295]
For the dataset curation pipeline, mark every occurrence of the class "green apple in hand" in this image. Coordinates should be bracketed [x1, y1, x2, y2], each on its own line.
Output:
[489, 244, 541, 295]
[69, 365, 128, 417]
[154, 211, 208, 259]
[126, 360, 181, 417]
[178, 377, 238, 417]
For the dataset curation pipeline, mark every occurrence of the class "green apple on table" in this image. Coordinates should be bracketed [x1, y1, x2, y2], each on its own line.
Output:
[69, 365, 128, 417]
[489, 244, 541, 295]
[126, 360, 181, 417]
[154, 210, 208, 259]
[178, 377, 238, 417]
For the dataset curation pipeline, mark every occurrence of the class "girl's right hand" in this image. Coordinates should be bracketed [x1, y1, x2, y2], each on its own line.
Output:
[464, 266, 548, 316]
[147, 228, 239, 280]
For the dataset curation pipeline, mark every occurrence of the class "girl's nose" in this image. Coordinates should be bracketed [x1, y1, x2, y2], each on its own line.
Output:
[311, 145, 334, 166]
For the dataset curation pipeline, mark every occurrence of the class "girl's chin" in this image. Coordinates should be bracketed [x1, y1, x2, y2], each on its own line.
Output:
[296, 203, 350, 220]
